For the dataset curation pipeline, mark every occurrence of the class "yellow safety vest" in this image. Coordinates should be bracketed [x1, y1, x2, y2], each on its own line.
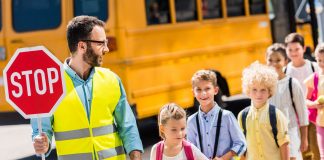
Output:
[53, 67, 126, 160]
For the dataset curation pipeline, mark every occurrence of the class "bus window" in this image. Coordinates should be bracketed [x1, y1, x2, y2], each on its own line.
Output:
[0, 1, 2, 31]
[227, 0, 245, 17]
[74, 0, 108, 22]
[145, 0, 171, 25]
[202, 0, 222, 19]
[175, 0, 198, 22]
[249, 0, 266, 15]
[12, 0, 61, 32]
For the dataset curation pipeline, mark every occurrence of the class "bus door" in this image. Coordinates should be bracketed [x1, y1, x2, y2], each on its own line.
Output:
[5, 0, 69, 62]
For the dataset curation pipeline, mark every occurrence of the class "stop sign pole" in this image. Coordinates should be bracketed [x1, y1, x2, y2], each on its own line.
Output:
[3, 46, 66, 159]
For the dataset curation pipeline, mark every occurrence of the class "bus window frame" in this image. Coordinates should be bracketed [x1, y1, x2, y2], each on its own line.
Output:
[70, 0, 115, 36]
[200, 0, 223, 20]
[12, 0, 62, 32]
[173, 0, 198, 23]
[248, 0, 267, 15]
[225, 0, 246, 17]
[145, 0, 172, 25]
[73, 0, 109, 22]
[146, 0, 268, 27]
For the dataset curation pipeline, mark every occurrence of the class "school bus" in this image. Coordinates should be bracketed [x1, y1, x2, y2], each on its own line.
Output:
[0, 0, 273, 119]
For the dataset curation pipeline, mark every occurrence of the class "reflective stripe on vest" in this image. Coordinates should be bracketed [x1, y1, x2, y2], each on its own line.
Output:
[55, 124, 117, 141]
[98, 146, 125, 159]
[58, 146, 125, 160]
[58, 153, 93, 160]
[53, 67, 124, 159]
[92, 124, 117, 137]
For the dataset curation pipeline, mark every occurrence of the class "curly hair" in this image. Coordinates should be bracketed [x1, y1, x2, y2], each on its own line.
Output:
[242, 61, 278, 97]
[158, 103, 186, 139]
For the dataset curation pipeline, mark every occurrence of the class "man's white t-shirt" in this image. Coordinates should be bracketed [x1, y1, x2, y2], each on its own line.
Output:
[285, 60, 319, 94]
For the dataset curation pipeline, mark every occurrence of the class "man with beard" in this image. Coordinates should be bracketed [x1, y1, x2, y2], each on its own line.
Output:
[31, 15, 143, 160]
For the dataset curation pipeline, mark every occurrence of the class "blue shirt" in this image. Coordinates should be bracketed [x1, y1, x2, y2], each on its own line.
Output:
[187, 103, 246, 159]
[31, 59, 143, 156]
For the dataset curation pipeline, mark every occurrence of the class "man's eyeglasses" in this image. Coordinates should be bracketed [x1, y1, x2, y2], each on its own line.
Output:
[81, 39, 108, 47]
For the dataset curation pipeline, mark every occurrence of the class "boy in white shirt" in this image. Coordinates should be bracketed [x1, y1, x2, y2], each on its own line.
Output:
[285, 33, 319, 159]
[285, 33, 319, 92]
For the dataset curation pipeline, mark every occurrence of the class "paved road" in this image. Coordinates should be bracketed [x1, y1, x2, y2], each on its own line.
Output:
[0, 113, 159, 160]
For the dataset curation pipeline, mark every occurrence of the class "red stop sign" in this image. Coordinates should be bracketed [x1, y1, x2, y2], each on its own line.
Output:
[3, 46, 66, 119]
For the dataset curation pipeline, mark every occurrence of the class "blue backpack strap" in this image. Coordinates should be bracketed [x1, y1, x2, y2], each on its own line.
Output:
[241, 107, 250, 137]
[269, 105, 279, 147]
[195, 113, 204, 153]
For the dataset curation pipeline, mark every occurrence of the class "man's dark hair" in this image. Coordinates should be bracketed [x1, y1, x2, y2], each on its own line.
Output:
[284, 32, 305, 47]
[67, 15, 105, 54]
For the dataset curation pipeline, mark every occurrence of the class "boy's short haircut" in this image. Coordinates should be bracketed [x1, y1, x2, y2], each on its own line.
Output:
[191, 70, 217, 87]
[315, 43, 324, 56]
[242, 61, 278, 97]
[266, 43, 288, 60]
[284, 32, 305, 47]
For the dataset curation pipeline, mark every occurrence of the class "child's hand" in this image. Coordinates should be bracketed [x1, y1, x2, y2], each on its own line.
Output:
[300, 138, 308, 152]
[316, 103, 324, 109]
[310, 100, 324, 109]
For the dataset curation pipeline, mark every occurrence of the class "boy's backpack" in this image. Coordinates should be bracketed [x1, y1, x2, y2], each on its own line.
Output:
[195, 109, 222, 158]
[241, 105, 279, 147]
[288, 77, 298, 117]
[156, 140, 194, 160]
[284, 62, 317, 123]
[285, 63, 316, 123]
